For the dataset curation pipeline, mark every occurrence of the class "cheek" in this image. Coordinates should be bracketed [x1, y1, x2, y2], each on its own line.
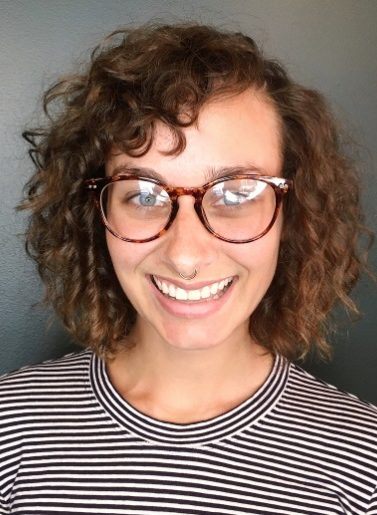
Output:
[105, 232, 159, 294]
[232, 227, 282, 288]
[105, 233, 142, 279]
[235, 219, 282, 264]
[106, 233, 128, 273]
[241, 246, 279, 275]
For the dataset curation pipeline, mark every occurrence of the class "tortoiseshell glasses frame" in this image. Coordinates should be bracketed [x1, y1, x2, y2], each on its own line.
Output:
[84, 172, 293, 244]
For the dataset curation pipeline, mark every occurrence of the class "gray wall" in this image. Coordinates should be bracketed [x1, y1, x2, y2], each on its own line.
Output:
[0, 0, 376, 402]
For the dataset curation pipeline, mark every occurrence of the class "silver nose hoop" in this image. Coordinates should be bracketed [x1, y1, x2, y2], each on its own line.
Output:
[178, 268, 198, 280]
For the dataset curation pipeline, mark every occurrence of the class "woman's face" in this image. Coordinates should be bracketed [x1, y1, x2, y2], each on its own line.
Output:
[105, 89, 283, 351]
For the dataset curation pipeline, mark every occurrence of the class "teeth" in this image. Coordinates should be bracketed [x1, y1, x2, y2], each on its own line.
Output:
[188, 290, 201, 301]
[175, 287, 188, 301]
[153, 276, 233, 301]
[201, 286, 211, 299]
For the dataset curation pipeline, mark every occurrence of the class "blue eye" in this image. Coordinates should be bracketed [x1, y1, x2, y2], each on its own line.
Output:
[127, 189, 170, 208]
[138, 192, 157, 206]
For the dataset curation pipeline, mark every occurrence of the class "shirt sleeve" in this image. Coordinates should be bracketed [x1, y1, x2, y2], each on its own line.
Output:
[366, 485, 377, 515]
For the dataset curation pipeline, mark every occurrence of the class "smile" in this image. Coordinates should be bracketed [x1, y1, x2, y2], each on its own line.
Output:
[152, 275, 234, 302]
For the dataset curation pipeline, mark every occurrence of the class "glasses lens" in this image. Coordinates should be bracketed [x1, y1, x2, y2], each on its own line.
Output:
[100, 179, 171, 240]
[203, 178, 277, 241]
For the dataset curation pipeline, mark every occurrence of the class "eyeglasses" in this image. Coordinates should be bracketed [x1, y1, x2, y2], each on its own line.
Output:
[85, 172, 293, 244]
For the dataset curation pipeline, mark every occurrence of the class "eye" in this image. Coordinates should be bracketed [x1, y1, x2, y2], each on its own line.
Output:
[137, 192, 158, 206]
[127, 189, 169, 207]
[222, 190, 250, 206]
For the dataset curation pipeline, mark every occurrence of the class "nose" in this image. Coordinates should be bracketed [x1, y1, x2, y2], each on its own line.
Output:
[160, 196, 219, 277]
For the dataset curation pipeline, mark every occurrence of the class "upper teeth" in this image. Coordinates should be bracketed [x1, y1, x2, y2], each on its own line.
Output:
[153, 276, 233, 301]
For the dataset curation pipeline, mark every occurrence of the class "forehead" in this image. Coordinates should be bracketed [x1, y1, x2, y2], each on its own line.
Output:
[106, 89, 283, 184]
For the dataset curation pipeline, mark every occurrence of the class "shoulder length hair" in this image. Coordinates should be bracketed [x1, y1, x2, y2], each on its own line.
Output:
[20, 22, 373, 362]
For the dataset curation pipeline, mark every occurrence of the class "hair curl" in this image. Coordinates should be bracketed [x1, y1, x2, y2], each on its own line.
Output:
[20, 22, 373, 362]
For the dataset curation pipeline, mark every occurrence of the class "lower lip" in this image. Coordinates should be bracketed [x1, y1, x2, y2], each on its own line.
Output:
[149, 276, 237, 319]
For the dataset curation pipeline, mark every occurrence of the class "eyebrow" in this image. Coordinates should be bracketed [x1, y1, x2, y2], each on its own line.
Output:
[109, 163, 266, 184]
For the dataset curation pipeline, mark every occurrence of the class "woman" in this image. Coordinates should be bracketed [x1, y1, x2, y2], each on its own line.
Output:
[0, 23, 376, 514]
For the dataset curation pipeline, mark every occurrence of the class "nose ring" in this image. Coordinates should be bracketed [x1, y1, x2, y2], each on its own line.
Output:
[178, 268, 198, 280]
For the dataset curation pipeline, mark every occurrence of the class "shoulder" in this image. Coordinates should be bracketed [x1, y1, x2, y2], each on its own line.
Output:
[0, 350, 96, 447]
[282, 361, 377, 433]
[0, 350, 93, 402]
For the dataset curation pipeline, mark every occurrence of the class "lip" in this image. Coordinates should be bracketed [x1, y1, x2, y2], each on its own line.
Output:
[151, 274, 234, 291]
[148, 274, 238, 319]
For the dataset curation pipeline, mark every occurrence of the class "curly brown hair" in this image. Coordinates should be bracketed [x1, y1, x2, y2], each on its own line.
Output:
[20, 22, 373, 362]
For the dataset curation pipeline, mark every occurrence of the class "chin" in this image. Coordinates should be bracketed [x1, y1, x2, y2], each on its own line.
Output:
[157, 318, 241, 352]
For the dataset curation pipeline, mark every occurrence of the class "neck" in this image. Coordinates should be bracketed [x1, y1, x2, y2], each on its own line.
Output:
[106, 325, 274, 424]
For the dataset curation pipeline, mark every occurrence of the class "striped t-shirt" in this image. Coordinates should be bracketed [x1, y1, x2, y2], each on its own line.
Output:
[0, 350, 376, 514]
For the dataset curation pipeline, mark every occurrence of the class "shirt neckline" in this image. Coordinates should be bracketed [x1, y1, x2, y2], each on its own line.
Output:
[90, 351, 290, 446]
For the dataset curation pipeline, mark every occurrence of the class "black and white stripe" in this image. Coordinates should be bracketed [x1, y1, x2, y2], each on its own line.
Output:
[0, 350, 376, 514]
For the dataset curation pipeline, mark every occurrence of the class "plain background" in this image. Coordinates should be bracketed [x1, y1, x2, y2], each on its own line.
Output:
[0, 0, 376, 402]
